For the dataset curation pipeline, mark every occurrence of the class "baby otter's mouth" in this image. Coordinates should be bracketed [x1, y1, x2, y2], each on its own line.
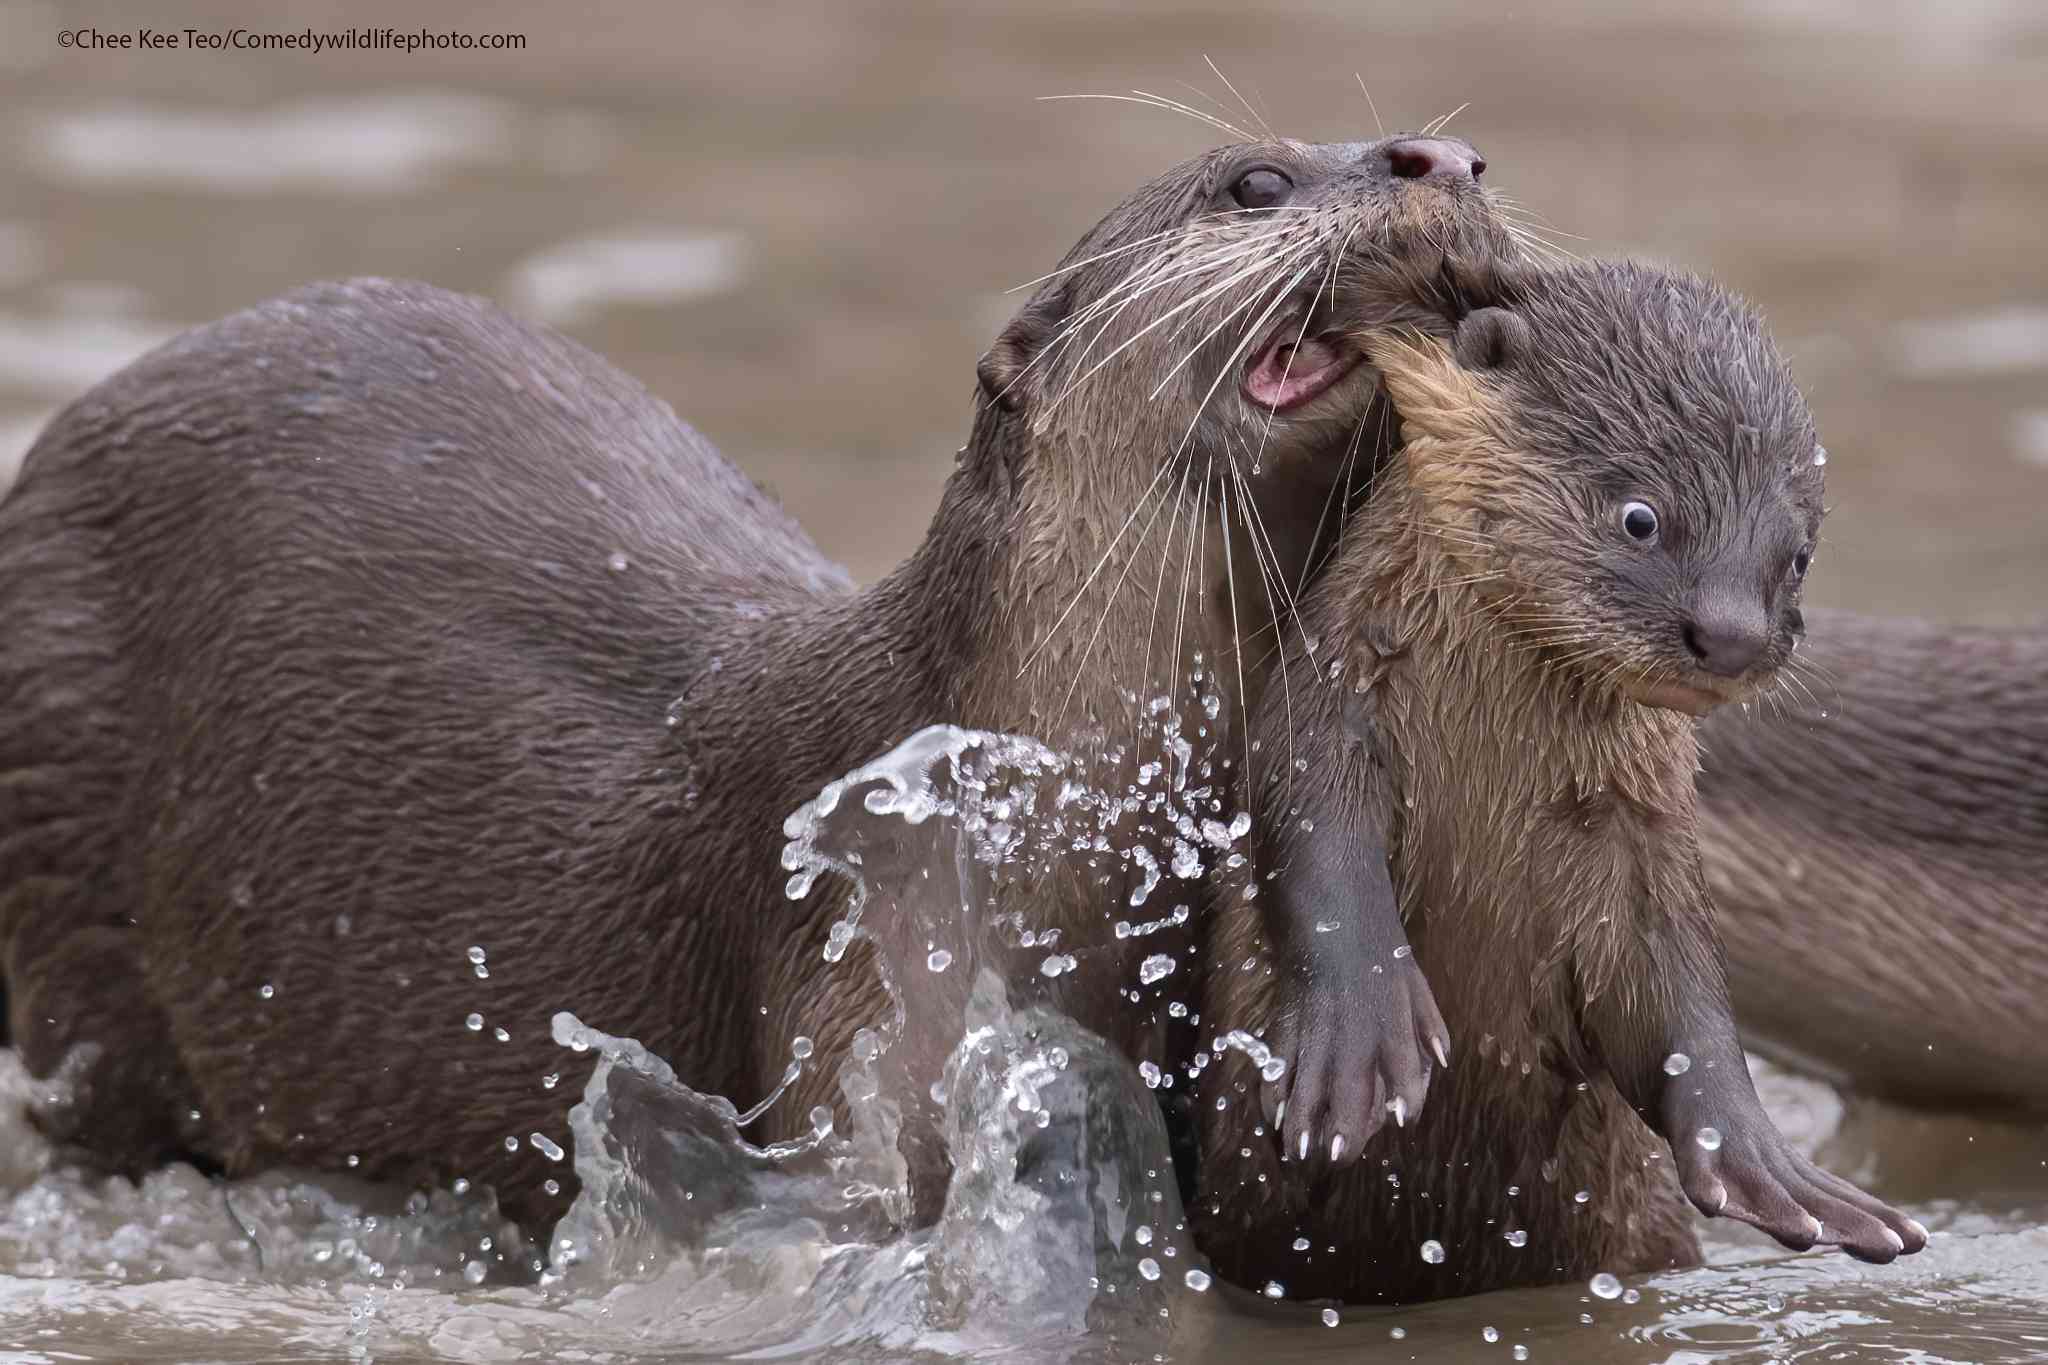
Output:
[1243, 313, 1365, 411]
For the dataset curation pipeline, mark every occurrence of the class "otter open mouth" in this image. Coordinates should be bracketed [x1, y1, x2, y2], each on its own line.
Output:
[1244, 314, 1364, 411]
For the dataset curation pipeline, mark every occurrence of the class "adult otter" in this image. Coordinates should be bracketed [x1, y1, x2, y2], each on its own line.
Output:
[0, 133, 1508, 1229]
[1698, 611, 2048, 1115]
[1196, 260, 1925, 1303]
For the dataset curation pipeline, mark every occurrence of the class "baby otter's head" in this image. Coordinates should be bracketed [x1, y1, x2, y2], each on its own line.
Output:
[1371, 260, 1826, 715]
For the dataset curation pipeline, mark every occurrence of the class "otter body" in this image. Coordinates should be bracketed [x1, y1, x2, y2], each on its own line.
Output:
[0, 135, 1510, 1225]
[1699, 609, 2048, 1115]
[1197, 261, 1923, 1302]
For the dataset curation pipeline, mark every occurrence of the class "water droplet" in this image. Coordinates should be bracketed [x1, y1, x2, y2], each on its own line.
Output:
[465, 1013, 483, 1032]
[1696, 1126, 1723, 1151]
[1292, 1236, 1311, 1252]
[346, 1153, 360, 1169]
[1590, 1271, 1623, 1299]
[502, 1136, 519, 1152]
[1139, 953, 1176, 984]
[607, 551, 630, 572]
[1623, 1288, 1640, 1304]
[1322, 1308, 1341, 1327]
[466, 946, 486, 965]
[1183, 1268, 1212, 1291]
[927, 948, 953, 972]
[1391, 1327, 1407, 1340]
[1139, 1061, 1163, 1089]
[493, 1027, 510, 1043]
[1505, 1229, 1528, 1247]
[1039, 953, 1077, 978]
[541, 1072, 559, 1090]
[1514, 1347, 1530, 1360]
[1420, 1239, 1445, 1264]
[1484, 1326, 1500, 1342]
[1263, 1280, 1285, 1299]
[463, 1260, 487, 1285]
[452, 1177, 470, 1195]
[1393, 944, 1412, 959]
[1138, 1257, 1161, 1281]
[1135, 1224, 1154, 1246]
[1574, 1189, 1591, 1204]
[543, 1178, 560, 1196]
[1813, 446, 1828, 467]
[258, 983, 274, 1000]
[791, 1035, 814, 1060]
[1662, 1052, 1691, 1076]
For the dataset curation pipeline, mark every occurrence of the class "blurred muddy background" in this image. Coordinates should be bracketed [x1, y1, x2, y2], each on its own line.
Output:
[2, 0, 2044, 621]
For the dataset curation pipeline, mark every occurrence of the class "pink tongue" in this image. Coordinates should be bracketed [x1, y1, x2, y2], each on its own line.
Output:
[1245, 332, 1352, 410]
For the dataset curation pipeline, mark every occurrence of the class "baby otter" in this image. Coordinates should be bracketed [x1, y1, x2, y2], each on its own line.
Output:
[1197, 259, 1927, 1302]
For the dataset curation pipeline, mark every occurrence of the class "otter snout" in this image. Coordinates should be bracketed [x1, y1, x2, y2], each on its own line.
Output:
[1681, 593, 1773, 678]
[1384, 137, 1485, 185]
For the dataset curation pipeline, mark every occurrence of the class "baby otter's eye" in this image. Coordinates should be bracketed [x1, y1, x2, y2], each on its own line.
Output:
[1792, 546, 1813, 578]
[1620, 501, 1659, 543]
[1231, 168, 1294, 210]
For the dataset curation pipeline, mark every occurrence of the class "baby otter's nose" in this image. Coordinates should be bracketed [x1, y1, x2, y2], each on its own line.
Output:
[1385, 137, 1485, 184]
[1681, 604, 1771, 678]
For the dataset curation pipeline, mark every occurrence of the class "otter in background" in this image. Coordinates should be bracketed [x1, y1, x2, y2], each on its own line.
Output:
[1199, 260, 1924, 1303]
[1699, 611, 2048, 1116]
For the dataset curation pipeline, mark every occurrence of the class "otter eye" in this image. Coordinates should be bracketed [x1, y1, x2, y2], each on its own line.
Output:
[1620, 501, 1659, 542]
[1231, 168, 1294, 210]
[1792, 546, 1813, 578]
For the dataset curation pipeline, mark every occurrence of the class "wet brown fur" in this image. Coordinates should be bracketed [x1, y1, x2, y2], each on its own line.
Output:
[0, 135, 1510, 1230]
[1195, 263, 1922, 1302]
[1198, 333, 1703, 1299]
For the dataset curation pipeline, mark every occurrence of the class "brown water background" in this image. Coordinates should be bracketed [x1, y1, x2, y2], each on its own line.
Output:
[0, 1, 2043, 1361]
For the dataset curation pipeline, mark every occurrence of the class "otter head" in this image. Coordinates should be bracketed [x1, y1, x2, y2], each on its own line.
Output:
[1372, 260, 1826, 716]
[972, 132, 1513, 509]
[962, 133, 1517, 716]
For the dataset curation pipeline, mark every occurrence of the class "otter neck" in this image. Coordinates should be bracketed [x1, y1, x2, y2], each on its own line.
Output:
[1350, 466, 1695, 810]
[932, 405, 1235, 752]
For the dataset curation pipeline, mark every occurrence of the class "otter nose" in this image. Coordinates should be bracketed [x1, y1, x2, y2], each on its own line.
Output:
[1384, 137, 1485, 184]
[1681, 599, 1771, 678]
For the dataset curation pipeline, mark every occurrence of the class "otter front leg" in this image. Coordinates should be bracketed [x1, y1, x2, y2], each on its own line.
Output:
[1249, 662, 1448, 1174]
[1580, 883, 1927, 1263]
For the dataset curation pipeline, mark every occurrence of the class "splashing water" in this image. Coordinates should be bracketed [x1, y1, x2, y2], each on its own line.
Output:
[0, 720, 2041, 1359]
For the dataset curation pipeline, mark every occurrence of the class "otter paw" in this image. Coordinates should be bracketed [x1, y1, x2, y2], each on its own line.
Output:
[1673, 1117, 1928, 1263]
[1260, 956, 1449, 1176]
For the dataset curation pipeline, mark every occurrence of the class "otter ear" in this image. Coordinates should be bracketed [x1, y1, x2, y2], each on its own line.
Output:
[977, 280, 1074, 412]
[1452, 307, 1532, 372]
